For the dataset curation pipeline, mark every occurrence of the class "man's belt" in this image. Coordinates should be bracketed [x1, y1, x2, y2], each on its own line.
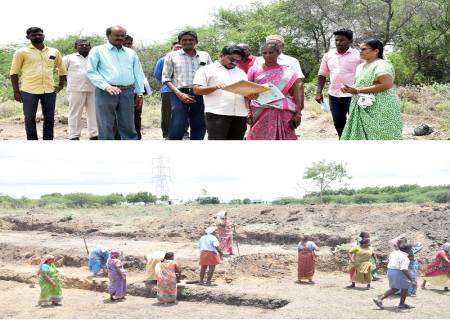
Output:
[112, 85, 134, 90]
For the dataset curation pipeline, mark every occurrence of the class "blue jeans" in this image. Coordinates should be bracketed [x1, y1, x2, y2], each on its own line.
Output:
[21, 91, 56, 140]
[168, 92, 206, 140]
[95, 87, 137, 140]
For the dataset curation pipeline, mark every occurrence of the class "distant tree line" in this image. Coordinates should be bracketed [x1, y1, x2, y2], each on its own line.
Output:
[1, 185, 450, 209]
[273, 184, 450, 205]
[0, 192, 158, 209]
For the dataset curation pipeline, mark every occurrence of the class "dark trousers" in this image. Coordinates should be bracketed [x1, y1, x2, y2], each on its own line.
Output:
[329, 95, 352, 138]
[161, 92, 171, 139]
[21, 91, 56, 140]
[135, 104, 142, 140]
[206, 113, 247, 140]
[168, 92, 206, 140]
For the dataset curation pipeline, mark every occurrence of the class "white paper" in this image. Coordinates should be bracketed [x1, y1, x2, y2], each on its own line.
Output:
[256, 83, 285, 105]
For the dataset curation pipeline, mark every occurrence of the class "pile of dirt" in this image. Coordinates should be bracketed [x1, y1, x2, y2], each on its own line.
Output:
[1, 203, 449, 263]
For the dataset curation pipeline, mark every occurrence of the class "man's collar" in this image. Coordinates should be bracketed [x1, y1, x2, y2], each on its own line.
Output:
[28, 44, 47, 50]
[107, 42, 124, 51]
[214, 60, 230, 69]
[334, 47, 353, 55]
[180, 49, 199, 57]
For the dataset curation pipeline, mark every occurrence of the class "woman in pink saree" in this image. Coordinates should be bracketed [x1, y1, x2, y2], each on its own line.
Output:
[247, 42, 304, 140]
[216, 211, 233, 255]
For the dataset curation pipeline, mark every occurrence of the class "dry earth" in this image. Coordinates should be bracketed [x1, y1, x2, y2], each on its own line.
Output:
[0, 110, 448, 140]
[0, 203, 449, 318]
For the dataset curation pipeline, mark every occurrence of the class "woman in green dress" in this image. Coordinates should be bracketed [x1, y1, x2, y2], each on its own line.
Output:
[37, 255, 63, 306]
[341, 39, 402, 140]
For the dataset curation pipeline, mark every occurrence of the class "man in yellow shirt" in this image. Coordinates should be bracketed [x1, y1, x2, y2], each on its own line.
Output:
[10, 27, 67, 140]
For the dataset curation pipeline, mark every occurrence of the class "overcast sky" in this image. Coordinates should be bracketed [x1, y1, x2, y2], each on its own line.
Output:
[1, 0, 271, 45]
[0, 142, 449, 201]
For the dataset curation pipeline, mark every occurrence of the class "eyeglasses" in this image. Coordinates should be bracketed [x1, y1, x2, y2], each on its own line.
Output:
[226, 56, 242, 64]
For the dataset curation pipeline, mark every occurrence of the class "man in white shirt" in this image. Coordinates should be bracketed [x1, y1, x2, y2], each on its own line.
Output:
[193, 45, 249, 140]
[63, 39, 98, 140]
[264, 35, 305, 78]
[373, 244, 417, 310]
[198, 227, 223, 286]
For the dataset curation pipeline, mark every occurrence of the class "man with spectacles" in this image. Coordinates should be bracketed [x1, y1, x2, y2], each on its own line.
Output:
[193, 45, 249, 140]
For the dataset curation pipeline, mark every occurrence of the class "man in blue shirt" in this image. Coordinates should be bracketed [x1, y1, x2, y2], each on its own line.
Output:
[87, 26, 144, 140]
[154, 42, 182, 139]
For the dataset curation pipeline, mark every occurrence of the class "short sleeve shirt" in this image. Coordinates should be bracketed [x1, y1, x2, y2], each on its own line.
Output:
[63, 53, 95, 92]
[387, 250, 410, 270]
[298, 241, 317, 251]
[318, 48, 362, 98]
[198, 234, 219, 252]
[162, 49, 212, 88]
[10, 45, 67, 94]
[193, 61, 248, 116]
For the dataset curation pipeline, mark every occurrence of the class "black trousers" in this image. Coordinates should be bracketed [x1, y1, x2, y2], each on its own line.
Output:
[329, 95, 352, 138]
[161, 92, 171, 139]
[205, 112, 247, 140]
[134, 106, 142, 140]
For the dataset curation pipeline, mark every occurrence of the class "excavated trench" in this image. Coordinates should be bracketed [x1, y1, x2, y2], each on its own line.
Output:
[0, 269, 290, 310]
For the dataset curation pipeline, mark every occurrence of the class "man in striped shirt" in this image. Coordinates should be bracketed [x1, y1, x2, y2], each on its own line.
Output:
[162, 31, 212, 140]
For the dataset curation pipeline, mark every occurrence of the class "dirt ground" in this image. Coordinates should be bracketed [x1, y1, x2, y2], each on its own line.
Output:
[0, 110, 448, 140]
[1, 203, 449, 318]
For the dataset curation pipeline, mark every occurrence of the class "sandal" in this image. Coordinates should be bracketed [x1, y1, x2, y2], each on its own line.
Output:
[398, 304, 415, 309]
[372, 299, 383, 309]
[204, 282, 218, 287]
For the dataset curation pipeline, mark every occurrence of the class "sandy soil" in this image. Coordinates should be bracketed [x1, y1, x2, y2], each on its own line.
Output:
[0, 111, 448, 140]
[1, 204, 450, 318]
[1, 272, 449, 319]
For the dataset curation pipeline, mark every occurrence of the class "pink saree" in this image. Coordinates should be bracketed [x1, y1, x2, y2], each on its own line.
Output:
[425, 251, 450, 277]
[247, 64, 299, 140]
[217, 218, 233, 255]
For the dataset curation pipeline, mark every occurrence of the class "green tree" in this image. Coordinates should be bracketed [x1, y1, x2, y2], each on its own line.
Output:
[196, 196, 220, 205]
[126, 192, 156, 204]
[102, 193, 125, 206]
[303, 161, 351, 203]
[159, 195, 170, 202]
[46, 34, 105, 57]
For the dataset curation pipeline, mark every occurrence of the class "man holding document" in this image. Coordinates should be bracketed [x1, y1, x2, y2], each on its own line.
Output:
[193, 45, 252, 140]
